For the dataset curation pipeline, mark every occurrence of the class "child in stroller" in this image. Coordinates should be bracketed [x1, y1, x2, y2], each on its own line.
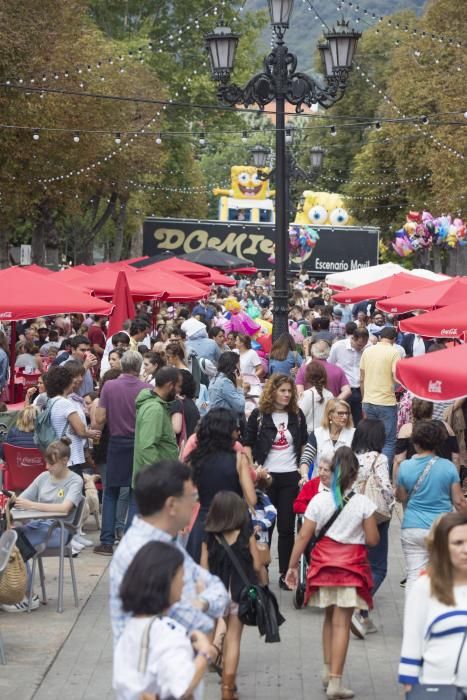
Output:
[292, 455, 332, 608]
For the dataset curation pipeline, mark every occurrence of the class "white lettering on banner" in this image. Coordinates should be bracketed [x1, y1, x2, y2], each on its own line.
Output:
[153, 228, 185, 249]
[315, 258, 349, 271]
[350, 259, 371, 270]
[428, 380, 442, 394]
[0, 312, 12, 319]
[153, 227, 274, 259]
[440, 328, 458, 336]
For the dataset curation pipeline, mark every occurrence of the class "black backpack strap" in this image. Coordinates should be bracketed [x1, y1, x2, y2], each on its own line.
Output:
[215, 535, 251, 589]
[312, 491, 355, 548]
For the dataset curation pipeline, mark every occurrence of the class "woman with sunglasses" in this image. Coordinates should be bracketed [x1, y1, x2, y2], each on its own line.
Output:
[300, 399, 355, 482]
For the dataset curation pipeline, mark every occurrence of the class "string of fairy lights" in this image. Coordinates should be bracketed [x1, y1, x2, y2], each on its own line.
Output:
[0, 0, 464, 214]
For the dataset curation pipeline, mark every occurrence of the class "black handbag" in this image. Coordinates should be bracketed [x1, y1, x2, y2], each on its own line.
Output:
[406, 625, 467, 700]
[216, 535, 285, 643]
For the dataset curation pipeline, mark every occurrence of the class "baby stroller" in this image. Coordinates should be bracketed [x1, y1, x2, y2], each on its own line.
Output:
[293, 514, 312, 609]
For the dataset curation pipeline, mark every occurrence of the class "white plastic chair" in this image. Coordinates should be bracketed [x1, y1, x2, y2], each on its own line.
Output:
[0, 529, 18, 664]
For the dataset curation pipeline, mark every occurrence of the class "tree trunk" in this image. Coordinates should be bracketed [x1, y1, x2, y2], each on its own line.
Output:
[130, 220, 143, 258]
[110, 199, 127, 262]
[76, 192, 118, 265]
[31, 219, 46, 265]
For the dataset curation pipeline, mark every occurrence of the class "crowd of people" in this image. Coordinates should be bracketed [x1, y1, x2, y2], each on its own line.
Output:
[1, 271, 466, 700]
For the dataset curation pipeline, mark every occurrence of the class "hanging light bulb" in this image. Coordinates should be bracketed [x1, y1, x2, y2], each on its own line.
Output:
[73, 131, 80, 143]
[242, 131, 248, 143]
[115, 132, 122, 144]
[155, 133, 162, 145]
[330, 125, 337, 136]
[33, 130, 40, 141]
[375, 121, 382, 130]
[199, 132, 206, 146]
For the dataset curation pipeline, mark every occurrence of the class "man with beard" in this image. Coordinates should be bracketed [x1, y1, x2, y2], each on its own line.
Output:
[132, 366, 181, 489]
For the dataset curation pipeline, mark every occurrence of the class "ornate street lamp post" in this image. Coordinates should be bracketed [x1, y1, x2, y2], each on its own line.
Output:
[206, 1, 360, 339]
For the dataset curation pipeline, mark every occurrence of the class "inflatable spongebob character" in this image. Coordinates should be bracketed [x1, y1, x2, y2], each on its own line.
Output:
[214, 165, 275, 224]
[294, 190, 354, 227]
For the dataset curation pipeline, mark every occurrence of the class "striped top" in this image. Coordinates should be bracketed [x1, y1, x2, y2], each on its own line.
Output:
[399, 574, 467, 687]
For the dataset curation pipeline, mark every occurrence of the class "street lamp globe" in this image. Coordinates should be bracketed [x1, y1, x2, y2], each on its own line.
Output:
[310, 146, 325, 171]
[205, 25, 239, 81]
[324, 19, 361, 71]
[318, 42, 334, 78]
[251, 145, 271, 169]
[268, 0, 294, 29]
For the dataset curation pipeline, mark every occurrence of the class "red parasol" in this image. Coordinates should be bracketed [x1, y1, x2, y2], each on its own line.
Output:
[377, 276, 467, 314]
[135, 257, 236, 287]
[395, 343, 467, 401]
[24, 264, 54, 275]
[106, 270, 136, 339]
[333, 272, 434, 304]
[0, 267, 113, 320]
[399, 301, 467, 339]
[58, 265, 207, 303]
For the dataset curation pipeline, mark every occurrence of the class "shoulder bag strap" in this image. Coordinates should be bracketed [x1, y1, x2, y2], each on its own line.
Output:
[215, 534, 252, 589]
[137, 615, 163, 674]
[313, 491, 355, 547]
[410, 456, 437, 498]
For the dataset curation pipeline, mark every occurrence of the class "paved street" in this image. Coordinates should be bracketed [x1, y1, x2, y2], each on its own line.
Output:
[1, 510, 406, 700]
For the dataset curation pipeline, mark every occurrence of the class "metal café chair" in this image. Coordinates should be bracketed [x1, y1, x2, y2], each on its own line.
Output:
[27, 496, 86, 614]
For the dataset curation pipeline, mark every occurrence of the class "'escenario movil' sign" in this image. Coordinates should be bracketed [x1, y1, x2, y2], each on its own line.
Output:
[143, 218, 380, 275]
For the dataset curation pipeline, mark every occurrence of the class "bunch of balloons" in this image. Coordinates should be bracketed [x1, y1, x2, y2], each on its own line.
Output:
[288, 225, 320, 260]
[392, 211, 466, 257]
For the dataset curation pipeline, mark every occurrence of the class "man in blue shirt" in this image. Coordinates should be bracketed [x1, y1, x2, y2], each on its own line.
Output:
[110, 460, 229, 645]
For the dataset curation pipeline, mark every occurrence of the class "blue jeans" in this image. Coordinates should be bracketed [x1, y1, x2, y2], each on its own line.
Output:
[99, 463, 130, 534]
[124, 491, 139, 533]
[100, 486, 131, 545]
[362, 403, 397, 472]
[368, 520, 390, 595]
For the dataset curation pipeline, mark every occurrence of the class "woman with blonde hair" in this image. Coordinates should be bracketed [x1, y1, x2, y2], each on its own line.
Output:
[299, 399, 355, 480]
[399, 512, 467, 695]
[2, 404, 38, 453]
[244, 373, 308, 590]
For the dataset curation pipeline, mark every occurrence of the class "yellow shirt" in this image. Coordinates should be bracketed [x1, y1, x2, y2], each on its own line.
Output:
[360, 342, 400, 406]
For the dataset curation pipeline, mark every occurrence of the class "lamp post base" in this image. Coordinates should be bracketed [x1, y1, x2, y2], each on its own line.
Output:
[272, 288, 289, 341]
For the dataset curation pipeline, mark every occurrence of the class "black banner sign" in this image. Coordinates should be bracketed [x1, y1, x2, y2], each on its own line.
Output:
[143, 218, 379, 276]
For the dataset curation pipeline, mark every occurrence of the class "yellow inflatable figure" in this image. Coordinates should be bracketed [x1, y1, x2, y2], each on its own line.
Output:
[214, 165, 275, 223]
[294, 190, 354, 227]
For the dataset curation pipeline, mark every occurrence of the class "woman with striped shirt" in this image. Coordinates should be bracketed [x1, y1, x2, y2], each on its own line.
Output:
[399, 512, 467, 695]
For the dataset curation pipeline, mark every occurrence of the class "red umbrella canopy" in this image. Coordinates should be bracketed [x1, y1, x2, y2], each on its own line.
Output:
[24, 264, 54, 275]
[136, 268, 209, 302]
[395, 343, 467, 401]
[57, 266, 164, 302]
[333, 272, 434, 304]
[59, 265, 207, 303]
[0, 267, 113, 320]
[139, 257, 236, 287]
[399, 301, 467, 339]
[106, 271, 136, 339]
[377, 276, 467, 314]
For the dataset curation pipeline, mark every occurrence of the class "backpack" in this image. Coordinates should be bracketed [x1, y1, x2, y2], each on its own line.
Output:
[34, 398, 66, 452]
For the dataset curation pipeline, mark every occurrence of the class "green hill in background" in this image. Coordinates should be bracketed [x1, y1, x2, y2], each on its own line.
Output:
[246, 0, 428, 73]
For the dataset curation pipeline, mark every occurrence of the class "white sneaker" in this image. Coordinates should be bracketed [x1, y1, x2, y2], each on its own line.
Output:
[350, 611, 367, 639]
[73, 534, 93, 547]
[366, 617, 378, 634]
[71, 538, 85, 555]
[1, 594, 40, 613]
